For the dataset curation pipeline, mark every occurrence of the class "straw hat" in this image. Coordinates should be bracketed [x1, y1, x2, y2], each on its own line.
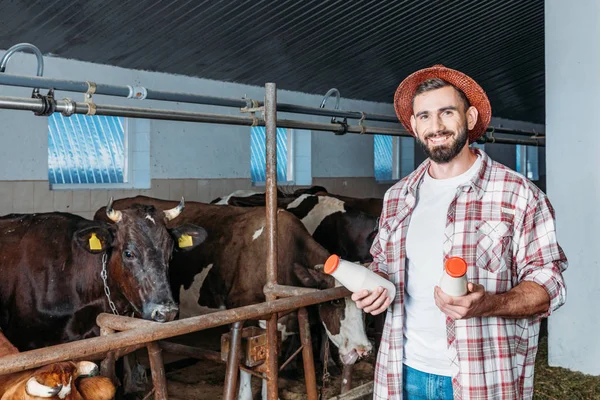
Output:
[393, 64, 492, 142]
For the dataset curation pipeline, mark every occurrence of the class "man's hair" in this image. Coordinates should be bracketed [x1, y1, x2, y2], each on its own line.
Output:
[413, 78, 471, 112]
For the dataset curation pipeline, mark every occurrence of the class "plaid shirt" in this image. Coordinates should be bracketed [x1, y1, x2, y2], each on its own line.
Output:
[369, 149, 567, 399]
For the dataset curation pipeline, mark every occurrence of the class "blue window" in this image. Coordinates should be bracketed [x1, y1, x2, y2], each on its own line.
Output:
[250, 126, 291, 183]
[374, 135, 393, 181]
[48, 114, 126, 185]
[374, 135, 414, 181]
[516, 145, 539, 181]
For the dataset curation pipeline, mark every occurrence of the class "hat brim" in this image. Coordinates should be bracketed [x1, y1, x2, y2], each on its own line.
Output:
[393, 65, 492, 143]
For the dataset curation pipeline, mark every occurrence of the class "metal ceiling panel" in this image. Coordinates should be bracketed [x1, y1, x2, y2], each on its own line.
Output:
[0, 0, 545, 123]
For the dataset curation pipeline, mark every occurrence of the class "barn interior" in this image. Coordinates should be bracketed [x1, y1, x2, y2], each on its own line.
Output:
[0, 1, 596, 399]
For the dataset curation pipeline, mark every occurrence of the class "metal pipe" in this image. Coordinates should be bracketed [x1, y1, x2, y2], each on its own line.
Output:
[157, 342, 223, 363]
[99, 327, 116, 384]
[341, 364, 354, 394]
[223, 321, 244, 400]
[264, 284, 320, 298]
[0, 72, 545, 136]
[0, 96, 546, 146]
[298, 308, 318, 400]
[147, 342, 168, 400]
[0, 43, 44, 76]
[0, 286, 351, 376]
[264, 82, 280, 400]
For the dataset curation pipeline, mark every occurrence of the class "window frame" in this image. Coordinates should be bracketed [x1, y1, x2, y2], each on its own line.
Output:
[48, 116, 146, 191]
[250, 126, 296, 186]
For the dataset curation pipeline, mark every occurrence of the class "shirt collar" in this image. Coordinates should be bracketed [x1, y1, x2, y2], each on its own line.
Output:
[404, 147, 492, 200]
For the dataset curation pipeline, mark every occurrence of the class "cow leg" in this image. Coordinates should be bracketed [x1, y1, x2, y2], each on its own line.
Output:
[237, 370, 253, 400]
[122, 353, 148, 395]
[261, 377, 280, 400]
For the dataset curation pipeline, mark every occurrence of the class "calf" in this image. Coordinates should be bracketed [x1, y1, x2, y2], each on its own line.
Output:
[0, 331, 115, 400]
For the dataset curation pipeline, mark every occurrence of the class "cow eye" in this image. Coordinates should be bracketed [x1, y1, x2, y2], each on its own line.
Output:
[332, 299, 343, 306]
[123, 250, 134, 259]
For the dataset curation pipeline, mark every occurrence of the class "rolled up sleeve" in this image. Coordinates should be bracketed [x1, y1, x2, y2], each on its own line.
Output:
[517, 195, 568, 317]
[369, 226, 389, 276]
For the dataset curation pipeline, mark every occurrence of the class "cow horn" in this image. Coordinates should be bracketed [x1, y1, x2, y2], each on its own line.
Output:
[106, 197, 122, 223]
[25, 377, 62, 398]
[164, 197, 185, 221]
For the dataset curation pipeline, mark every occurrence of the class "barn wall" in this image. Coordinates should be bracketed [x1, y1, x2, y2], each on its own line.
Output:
[0, 52, 400, 217]
[0, 52, 538, 219]
[545, 0, 600, 375]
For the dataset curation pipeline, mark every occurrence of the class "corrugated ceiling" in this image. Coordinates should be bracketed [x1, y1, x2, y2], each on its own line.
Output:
[0, 0, 545, 123]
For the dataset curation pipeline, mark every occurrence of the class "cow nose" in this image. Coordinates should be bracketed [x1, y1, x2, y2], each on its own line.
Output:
[356, 345, 371, 358]
[148, 303, 178, 322]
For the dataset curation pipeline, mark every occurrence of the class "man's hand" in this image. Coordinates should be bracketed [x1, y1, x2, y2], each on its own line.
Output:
[351, 272, 393, 316]
[434, 282, 491, 320]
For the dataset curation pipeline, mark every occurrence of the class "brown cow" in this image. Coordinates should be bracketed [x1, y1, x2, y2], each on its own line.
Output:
[94, 196, 371, 358]
[0, 331, 115, 400]
[0, 199, 206, 351]
[95, 196, 372, 399]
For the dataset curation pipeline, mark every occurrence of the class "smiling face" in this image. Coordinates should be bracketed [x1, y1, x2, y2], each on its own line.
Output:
[410, 83, 478, 164]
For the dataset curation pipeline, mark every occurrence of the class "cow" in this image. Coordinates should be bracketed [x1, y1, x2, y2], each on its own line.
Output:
[0, 330, 115, 400]
[292, 186, 384, 218]
[212, 191, 379, 263]
[95, 196, 372, 399]
[95, 196, 371, 355]
[0, 198, 207, 352]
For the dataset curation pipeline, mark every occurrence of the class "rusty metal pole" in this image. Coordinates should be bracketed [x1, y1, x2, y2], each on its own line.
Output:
[146, 342, 168, 400]
[99, 327, 117, 384]
[223, 321, 244, 400]
[264, 82, 279, 400]
[297, 308, 318, 400]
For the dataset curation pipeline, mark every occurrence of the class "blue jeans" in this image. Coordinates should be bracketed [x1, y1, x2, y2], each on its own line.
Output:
[403, 364, 454, 400]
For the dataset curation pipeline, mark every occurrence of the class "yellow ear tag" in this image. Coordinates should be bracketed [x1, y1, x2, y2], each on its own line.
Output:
[89, 233, 102, 251]
[178, 234, 193, 248]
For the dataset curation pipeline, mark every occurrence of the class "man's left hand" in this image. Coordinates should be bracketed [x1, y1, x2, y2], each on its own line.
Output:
[434, 283, 491, 320]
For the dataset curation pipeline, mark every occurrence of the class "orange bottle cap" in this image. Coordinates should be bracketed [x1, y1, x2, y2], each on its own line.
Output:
[445, 256, 467, 278]
[324, 254, 340, 274]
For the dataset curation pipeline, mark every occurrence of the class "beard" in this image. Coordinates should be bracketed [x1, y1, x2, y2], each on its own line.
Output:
[416, 125, 468, 164]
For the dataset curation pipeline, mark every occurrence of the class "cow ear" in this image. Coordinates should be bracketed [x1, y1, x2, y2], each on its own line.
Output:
[74, 226, 113, 254]
[170, 224, 208, 252]
[292, 263, 333, 289]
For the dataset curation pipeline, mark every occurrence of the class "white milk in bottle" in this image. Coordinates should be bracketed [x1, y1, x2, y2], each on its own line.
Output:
[324, 254, 396, 302]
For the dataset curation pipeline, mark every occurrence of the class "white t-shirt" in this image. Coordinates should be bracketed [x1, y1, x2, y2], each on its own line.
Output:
[403, 155, 482, 376]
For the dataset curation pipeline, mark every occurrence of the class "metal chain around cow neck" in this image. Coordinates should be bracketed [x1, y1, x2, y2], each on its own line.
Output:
[100, 253, 119, 315]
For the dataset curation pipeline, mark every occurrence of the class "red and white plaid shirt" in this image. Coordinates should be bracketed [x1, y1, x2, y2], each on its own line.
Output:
[369, 149, 567, 399]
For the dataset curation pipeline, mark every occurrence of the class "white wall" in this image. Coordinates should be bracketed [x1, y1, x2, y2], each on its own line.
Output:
[545, 0, 600, 375]
[0, 51, 397, 181]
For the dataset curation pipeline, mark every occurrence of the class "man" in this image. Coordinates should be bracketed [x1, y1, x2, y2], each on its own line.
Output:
[352, 65, 567, 399]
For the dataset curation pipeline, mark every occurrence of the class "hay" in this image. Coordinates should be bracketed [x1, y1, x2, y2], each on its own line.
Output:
[534, 335, 600, 399]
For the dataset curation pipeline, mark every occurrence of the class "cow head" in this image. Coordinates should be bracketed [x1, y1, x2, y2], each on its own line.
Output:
[76, 198, 207, 322]
[292, 264, 372, 365]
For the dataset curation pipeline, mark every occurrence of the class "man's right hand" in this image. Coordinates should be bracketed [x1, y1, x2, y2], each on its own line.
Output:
[351, 273, 393, 315]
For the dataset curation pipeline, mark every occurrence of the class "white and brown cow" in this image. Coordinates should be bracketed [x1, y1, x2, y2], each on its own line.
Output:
[213, 190, 379, 263]
[0, 331, 115, 400]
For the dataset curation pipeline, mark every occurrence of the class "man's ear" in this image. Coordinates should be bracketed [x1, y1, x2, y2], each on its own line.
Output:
[170, 224, 208, 252]
[466, 105, 479, 131]
[74, 225, 113, 254]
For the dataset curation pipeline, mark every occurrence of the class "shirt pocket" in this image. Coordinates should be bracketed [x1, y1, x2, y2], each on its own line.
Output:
[475, 220, 513, 273]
